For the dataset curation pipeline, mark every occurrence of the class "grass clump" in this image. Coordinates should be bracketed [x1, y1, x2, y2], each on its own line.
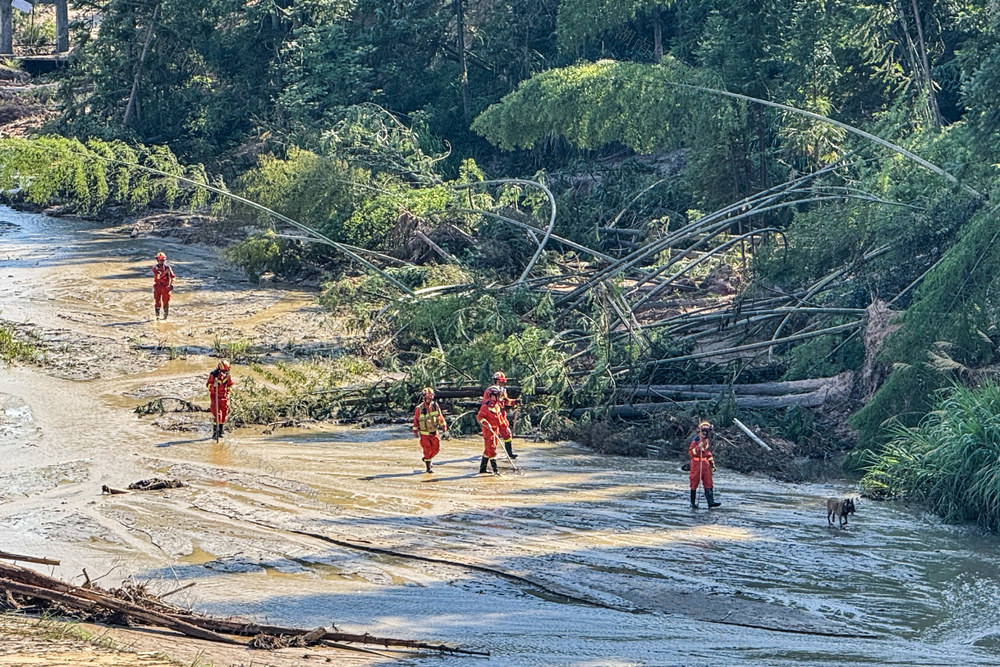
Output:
[0, 323, 39, 363]
[862, 381, 1000, 529]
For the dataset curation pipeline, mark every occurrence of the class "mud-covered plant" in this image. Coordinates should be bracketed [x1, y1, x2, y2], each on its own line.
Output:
[0, 323, 39, 363]
[212, 337, 255, 362]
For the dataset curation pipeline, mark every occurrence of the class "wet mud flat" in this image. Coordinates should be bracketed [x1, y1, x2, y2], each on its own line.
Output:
[3, 206, 1000, 665]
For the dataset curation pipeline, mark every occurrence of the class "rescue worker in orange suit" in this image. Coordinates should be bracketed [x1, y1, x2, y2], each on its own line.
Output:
[207, 360, 234, 441]
[412, 387, 448, 473]
[689, 421, 721, 508]
[152, 252, 176, 320]
[477, 387, 504, 474]
[482, 371, 519, 459]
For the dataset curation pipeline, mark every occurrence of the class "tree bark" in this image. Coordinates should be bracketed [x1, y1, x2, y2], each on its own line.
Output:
[910, 0, 941, 128]
[122, 3, 161, 130]
[0, 0, 12, 55]
[455, 0, 470, 120]
[652, 7, 663, 63]
[54, 0, 68, 53]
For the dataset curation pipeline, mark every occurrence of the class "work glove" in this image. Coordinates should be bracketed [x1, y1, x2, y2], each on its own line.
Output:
[711, 465, 717, 472]
[442, 430, 451, 440]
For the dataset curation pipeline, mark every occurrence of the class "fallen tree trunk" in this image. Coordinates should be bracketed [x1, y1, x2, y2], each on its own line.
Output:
[0, 561, 486, 655]
[169, 615, 489, 655]
[617, 374, 849, 397]
[570, 390, 839, 418]
[0, 578, 242, 645]
[0, 551, 60, 566]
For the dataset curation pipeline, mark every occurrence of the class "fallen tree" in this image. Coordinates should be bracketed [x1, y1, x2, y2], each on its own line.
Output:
[0, 560, 488, 656]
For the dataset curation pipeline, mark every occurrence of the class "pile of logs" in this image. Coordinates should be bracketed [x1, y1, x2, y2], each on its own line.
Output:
[0, 556, 487, 657]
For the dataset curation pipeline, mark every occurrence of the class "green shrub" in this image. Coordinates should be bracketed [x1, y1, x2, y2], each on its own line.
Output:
[861, 381, 1000, 529]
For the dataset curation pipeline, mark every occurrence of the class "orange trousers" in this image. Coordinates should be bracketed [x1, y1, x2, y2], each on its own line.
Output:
[420, 434, 440, 461]
[689, 459, 713, 490]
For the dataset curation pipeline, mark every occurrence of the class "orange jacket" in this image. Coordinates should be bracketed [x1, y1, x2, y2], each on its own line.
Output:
[153, 263, 175, 288]
[207, 369, 233, 400]
[413, 400, 447, 435]
[688, 437, 715, 465]
[477, 399, 503, 430]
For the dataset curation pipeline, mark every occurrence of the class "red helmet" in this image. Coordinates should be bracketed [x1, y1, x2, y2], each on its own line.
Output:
[422, 387, 435, 399]
[493, 371, 507, 383]
[698, 420, 713, 432]
[156, 252, 166, 261]
[217, 360, 231, 371]
[487, 386, 502, 399]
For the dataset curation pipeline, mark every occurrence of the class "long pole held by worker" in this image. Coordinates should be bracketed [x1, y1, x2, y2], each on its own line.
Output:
[488, 422, 521, 475]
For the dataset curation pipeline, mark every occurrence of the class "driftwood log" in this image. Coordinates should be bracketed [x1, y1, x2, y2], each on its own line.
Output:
[0, 561, 488, 655]
[0, 551, 60, 566]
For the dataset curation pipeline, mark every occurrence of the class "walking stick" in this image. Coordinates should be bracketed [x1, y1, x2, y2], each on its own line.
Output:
[486, 422, 522, 476]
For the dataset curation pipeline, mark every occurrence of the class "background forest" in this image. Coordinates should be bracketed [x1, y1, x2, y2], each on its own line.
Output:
[5, 0, 1000, 522]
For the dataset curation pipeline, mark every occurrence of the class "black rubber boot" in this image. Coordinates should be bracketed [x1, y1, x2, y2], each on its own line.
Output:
[162, 304, 169, 320]
[155, 308, 160, 320]
[490, 459, 499, 474]
[212, 424, 220, 441]
[217, 423, 224, 439]
[706, 488, 721, 508]
[479, 457, 489, 474]
[425, 460, 433, 473]
[690, 490, 699, 509]
[504, 440, 518, 459]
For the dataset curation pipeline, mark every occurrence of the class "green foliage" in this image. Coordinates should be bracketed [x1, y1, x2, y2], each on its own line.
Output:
[224, 230, 309, 283]
[473, 59, 713, 153]
[861, 382, 1000, 530]
[556, 0, 672, 50]
[229, 357, 378, 425]
[0, 136, 212, 214]
[852, 186, 996, 446]
[0, 323, 39, 364]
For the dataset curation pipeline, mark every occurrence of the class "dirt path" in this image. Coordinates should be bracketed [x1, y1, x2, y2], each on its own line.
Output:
[4, 206, 1000, 665]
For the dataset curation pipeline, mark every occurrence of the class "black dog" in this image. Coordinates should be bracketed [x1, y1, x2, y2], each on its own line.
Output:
[826, 497, 856, 528]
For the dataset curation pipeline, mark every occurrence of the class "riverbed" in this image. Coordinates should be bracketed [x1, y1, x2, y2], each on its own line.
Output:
[2, 206, 999, 666]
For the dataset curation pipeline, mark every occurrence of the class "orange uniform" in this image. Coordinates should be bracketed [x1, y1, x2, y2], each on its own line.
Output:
[477, 399, 503, 460]
[152, 262, 175, 309]
[688, 436, 715, 491]
[207, 368, 233, 426]
[413, 400, 447, 464]
[482, 385, 516, 440]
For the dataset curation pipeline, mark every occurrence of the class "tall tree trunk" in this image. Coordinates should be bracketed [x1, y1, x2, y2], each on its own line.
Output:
[910, 0, 941, 128]
[652, 7, 663, 63]
[55, 0, 68, 53]
[895, 0, 938, 128]
[122, 3, 160, 130]
[455, 0, 470, 121]
[0, 0, 12, 55]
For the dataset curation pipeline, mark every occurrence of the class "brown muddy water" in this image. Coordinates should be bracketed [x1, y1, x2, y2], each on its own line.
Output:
[2, 206, 1000, 666]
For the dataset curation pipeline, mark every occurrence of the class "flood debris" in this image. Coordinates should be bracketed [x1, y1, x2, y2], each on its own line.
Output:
[0, 550, 60, 566]
[102, 479, 187, 494]
[134, 396, 207, 416]
[0, 561, 490, 656]
[127, 478, 187, 491]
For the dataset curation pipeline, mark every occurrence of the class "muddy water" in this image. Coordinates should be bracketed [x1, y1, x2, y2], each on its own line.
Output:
[2, 205, 1000, 665]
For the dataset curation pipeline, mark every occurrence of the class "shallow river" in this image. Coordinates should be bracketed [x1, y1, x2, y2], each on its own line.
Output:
[2, 206, 1000, 666]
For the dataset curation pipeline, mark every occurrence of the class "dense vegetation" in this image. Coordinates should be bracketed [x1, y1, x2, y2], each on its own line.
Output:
[6, 0, 1000, 521]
